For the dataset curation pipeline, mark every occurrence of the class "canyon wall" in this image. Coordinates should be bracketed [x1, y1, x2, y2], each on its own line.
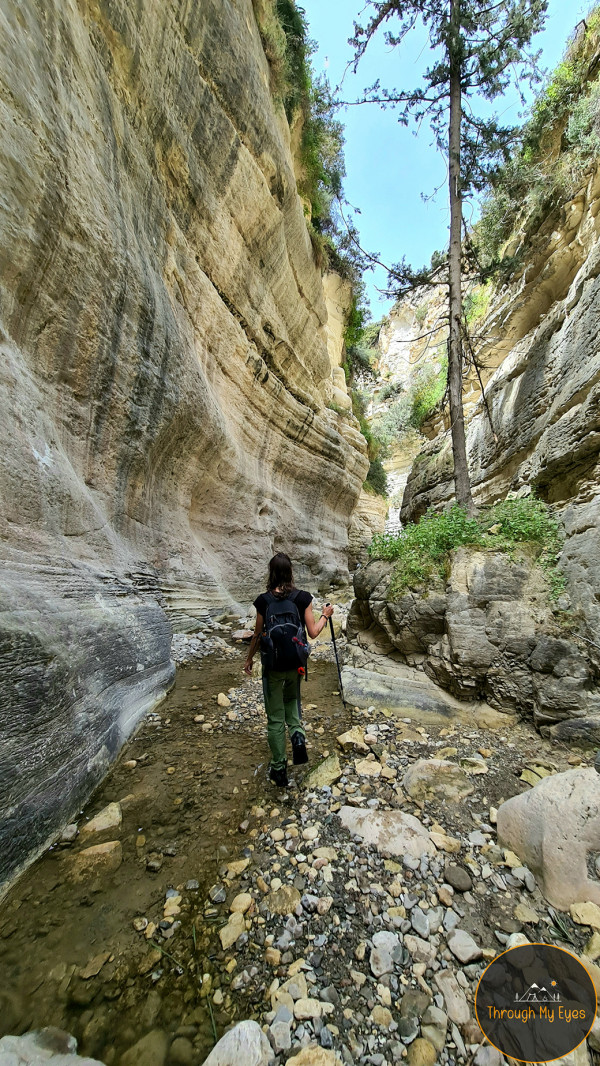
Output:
[395, 166, 600, 718]
[0, 0, 367, 891]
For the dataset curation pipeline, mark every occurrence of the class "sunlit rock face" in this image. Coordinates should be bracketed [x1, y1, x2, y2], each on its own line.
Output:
[400, 174, 600, 680]
[0, 0, 367, 891]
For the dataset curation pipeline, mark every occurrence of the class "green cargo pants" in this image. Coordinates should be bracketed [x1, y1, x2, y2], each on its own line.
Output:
[262, 669, 305, 770]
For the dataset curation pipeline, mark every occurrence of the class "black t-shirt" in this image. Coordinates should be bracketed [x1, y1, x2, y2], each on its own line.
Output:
[253, 589, 313, 628]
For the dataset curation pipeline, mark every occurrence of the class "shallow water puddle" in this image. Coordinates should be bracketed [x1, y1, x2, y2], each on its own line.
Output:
[0, 650, 349, 1061]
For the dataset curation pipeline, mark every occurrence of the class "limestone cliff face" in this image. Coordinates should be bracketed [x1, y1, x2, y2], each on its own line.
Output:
[401, 165, 600, 686]
[0, 0, 367, 891]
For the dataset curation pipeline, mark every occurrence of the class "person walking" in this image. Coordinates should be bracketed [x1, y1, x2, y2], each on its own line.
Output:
[243, 552, 334, 787]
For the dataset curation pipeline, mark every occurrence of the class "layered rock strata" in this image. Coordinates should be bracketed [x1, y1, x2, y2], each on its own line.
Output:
[0, 0, 367, 890]
[348, 548, 599, 726]
[398, 166, 600, 719]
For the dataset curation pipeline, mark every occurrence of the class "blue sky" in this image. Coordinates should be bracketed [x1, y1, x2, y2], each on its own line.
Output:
[301, 0, 592, 319]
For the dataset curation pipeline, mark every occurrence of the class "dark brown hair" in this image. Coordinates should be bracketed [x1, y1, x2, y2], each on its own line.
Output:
[267, 552, 294, 595]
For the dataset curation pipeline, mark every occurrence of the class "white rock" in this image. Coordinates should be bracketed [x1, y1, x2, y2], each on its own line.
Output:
[370, 930, 400, 977]
[447, 929, 483, 963]
[79, 802, 122, 837]
[338, 807, 435, 858]
[496, 768, 600, 909]
[200, 1020, 274, 1065]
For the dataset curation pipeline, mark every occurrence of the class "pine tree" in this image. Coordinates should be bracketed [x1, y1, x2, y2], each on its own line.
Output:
[349, 0, 548, 515]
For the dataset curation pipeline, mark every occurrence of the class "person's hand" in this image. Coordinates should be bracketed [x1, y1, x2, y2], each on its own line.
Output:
[243, 659, 254, 676]
[321, 603, 334, 619]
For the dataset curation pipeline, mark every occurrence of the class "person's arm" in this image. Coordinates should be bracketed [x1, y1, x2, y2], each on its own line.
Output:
[243, 613, 264, 676]
[304, 602, 333, 640]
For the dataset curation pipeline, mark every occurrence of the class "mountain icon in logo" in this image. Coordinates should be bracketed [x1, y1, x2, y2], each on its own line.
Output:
[515, 981, 561, 1003]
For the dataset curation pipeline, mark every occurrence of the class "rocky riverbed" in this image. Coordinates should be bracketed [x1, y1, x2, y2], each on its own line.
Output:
[2, 623, 600, 1066]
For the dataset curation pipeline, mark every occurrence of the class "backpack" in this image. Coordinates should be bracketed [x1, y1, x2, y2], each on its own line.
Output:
[260, 590, 310, 672]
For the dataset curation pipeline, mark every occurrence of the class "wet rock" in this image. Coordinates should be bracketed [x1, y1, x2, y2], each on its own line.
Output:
[496, 768, 600, 908]
[209, 884, 227, 904]
[219, 912, 246, 950]
[64, 841, 122, 882]
[230, 893, 252, 914]
[168, 1038, 195, 1066]
[120, 1030, 169, 1066]
[80, 802, 122, 839]
[338, 807, 435, 858]
[200, 1020, 273, 1065]
[0, 1029, 84, 1060]
[403, 760, 474, 803]
[79, 952, 111, 979]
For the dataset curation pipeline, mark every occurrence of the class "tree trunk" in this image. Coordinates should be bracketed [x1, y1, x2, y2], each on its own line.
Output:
[447, 0, 475, 515]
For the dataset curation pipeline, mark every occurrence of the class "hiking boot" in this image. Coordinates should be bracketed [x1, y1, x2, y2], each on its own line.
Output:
[291, 731, 308, 765]
[269, 763, 289, 788]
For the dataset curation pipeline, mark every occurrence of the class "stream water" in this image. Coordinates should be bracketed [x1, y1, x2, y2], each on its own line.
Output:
[0, 645, 349, 1062]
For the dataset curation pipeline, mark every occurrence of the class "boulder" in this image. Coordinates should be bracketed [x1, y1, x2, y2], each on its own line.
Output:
[403, 760, 474, 803]
[0, 1029, 104, 1066]
[200, 1021, 273, 1066]
[338, 806, 436, 858]
[340, 667, 457, 718]
[496, 768, 600, 909]
[64, 841, 122, 882]
[79, 803, 122, 839]
[120, 1031, 169, 1066]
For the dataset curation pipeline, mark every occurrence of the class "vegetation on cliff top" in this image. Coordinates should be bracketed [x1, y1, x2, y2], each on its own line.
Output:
[254, 0, 365, 294]
[369, 497, 565, 600]
[476, 7, 600, 268]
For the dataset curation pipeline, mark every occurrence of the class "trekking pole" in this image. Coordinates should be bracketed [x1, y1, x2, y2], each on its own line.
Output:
[325, 603, 346, 707]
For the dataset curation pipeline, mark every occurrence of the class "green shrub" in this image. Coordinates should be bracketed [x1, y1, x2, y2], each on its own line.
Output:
[378, 381, 405, 402]
[475, 9, 600, 269]
[369, 497, 564, 599]
[365, 459, 388, 496]
[409, 358, 447, 428]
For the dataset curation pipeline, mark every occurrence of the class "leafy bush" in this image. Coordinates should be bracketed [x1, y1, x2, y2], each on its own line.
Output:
[378, 381, 405, 402]
[372, 396, 412, 449]
[475, 10, 600, 268]
[369, 497, 564, 598]
[409, 358, 447, 428]
[365, 459, 388, 496]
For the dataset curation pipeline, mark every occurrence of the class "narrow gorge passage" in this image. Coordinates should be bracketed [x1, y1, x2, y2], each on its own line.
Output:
[1, 629, 594, 1066]
[0, 635, 350, 1060]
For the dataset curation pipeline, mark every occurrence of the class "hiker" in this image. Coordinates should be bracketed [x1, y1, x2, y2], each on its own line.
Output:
[243, 552, 334, 787]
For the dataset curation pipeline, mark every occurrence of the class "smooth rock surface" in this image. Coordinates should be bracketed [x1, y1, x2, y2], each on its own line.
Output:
[0, 0, 367, 893]
[0, 1029, 104, 1066]
[403, 759, 474, 803]
[338, 806, 436, 858]
[496, 768, 600, 908]
[200, 1021, 273, 1066]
